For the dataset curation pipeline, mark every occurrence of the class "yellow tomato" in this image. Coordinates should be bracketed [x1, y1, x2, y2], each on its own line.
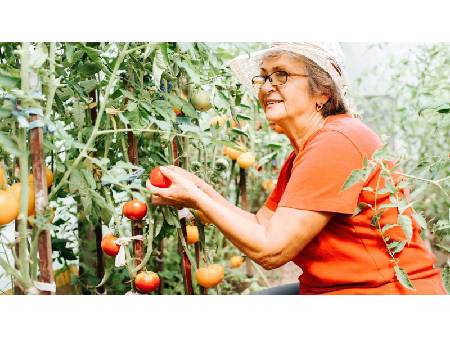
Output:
[237, 152, 255, 170]
[28, 167, 54, 188]
[195, 264, 224, 288]
[10, 182, 35, 216]
[229, 256, 245, 269]
[186, 225, 200, 244]
[223, 145, 246, 161]
[0, 166, 6, 188]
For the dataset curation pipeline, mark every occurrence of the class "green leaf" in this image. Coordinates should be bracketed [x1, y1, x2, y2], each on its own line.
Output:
[236, 113, 252, 120]
[413, 211, 427, 230]
[231, 128, 249, 138]
[442, 264, 450, 293]
[352, 202, 369, 217]
[436, 103, 450, 114]
[434, 243, 450, 254]
[381, 223, 400, 234]
[153, 47, 168, 86]
[175, 59, 200, 84]
[72, 101, 86, 129]
[81, 168, 97, 190]
[387, 240, 406, 254]
[342, 168, 366, 191]
[0, 133, 20, 156]
[372, 144, 389, 161]
[30, 43, 48, 69]
[267, 143, 282, 149]
[394, 265, 415, 290]
[78, 62, 101, 76]
[0, 68, 20, 89]
[398, 214, 413, 243]
[79, 79, 97, 94]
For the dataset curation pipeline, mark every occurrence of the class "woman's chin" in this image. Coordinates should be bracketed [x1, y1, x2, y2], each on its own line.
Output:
[264, 109, 286, 122]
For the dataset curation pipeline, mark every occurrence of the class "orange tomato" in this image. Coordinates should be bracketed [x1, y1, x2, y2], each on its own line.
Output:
[0, 166, 6, 188]
[28, 167, 54, 188]
[173, 106, 183, 116]
[0, 190, 20, 226]
[186, 225, 199, 244]
[195, 264, 224, 288]
[261, 179, 275, 192]
[101, 234, 120, 256]
[229, 256, 245, 268]
[123, 199, 148, 221]
[134, 271, 160, 293]
[45, 167, 53, 188]
[209, 115, 227, 128]
[223, 145, 245, 161]
[236, 152, 255, 170]
[10, 182, 35, 216]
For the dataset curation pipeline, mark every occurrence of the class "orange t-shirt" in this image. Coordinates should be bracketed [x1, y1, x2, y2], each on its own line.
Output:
[265, 113, 446, 295]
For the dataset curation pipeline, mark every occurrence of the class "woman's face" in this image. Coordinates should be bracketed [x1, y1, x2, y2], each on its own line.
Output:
[257, 53, 317, 123]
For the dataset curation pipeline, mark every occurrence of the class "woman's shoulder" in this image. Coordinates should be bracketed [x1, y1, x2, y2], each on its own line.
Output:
[319, 113, 383, 156]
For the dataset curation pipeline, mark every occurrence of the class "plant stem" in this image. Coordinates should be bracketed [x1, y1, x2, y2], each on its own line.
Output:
[48, 43, 129, 201]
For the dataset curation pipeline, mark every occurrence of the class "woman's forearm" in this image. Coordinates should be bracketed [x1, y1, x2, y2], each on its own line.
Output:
[200, 182, 259, 224]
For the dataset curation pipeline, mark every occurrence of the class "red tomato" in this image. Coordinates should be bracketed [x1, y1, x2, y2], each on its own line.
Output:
[123, 199, 148, 221]
[134, 271, 160, 293]
[101, 234, 120, 256]
[149, 167, 172, 188]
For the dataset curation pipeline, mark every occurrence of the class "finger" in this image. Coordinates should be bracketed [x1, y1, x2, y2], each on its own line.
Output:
[146, 179, 170, 196]
[159, 166, 181, 182]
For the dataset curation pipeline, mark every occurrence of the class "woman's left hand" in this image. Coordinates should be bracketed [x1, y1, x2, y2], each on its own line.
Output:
[146, 166, 204, 209]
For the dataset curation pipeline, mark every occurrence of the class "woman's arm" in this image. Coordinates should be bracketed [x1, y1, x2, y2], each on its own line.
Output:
[164, 165, 266, 225]
[149, 166, 332, 269]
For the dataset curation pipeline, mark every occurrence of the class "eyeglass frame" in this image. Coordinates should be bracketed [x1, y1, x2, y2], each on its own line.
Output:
[251, 70, 309, 89]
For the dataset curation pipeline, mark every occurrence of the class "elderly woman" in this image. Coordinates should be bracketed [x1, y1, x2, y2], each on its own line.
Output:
[149, 43, 446, 295]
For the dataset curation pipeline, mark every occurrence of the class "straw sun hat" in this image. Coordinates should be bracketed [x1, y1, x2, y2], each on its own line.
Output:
[229, 42, 353, 113]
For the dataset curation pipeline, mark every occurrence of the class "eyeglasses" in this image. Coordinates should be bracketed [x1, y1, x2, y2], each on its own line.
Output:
[251, 70, 308, 89]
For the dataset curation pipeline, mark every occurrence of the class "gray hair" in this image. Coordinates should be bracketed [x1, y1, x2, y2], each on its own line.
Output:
[262, 50, 346, 117]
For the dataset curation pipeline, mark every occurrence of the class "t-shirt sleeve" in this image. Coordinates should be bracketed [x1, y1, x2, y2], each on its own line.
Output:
[278, 130, 364, 214]
[264, 151, 295, 211]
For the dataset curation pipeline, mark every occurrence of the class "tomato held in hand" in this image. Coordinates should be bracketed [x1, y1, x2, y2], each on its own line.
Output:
[195, 264, 224, 288]
[134, 271, 160, 293]
[123, 199, 148, 221]
[101, 234, 120, 256]
[229, 256, 245, 268]
[186, 225, 199, 244]
[149, 167, 172, 188]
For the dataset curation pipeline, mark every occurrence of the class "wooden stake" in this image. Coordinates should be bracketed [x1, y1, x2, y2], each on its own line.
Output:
[172, 137, 194, 294]
[89, 89, 106, 294]
[28, 71, 54, 294]
[239, 168, 253, 277]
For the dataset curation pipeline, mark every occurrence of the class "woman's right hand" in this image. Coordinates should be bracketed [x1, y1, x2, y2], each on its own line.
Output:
[164, 165, 212, 195]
